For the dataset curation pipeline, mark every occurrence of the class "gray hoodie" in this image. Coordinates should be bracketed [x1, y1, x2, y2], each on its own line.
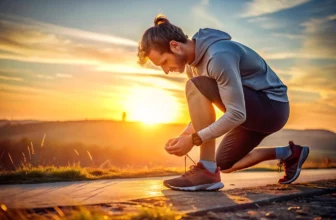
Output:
[186, 28, 288, 142]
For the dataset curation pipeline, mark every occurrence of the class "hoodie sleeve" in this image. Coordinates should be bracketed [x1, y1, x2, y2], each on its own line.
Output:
[198, 51, 246, 142]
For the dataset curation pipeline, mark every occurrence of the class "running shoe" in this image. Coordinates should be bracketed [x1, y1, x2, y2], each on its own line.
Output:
[163, 162, 224, 191]
[278, 141, 310, 184]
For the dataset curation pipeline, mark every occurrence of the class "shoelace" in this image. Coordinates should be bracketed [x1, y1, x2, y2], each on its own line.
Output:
[184, 154, 196, 173]
[277, 160, 284, 172]
[182, 164, 200, 177]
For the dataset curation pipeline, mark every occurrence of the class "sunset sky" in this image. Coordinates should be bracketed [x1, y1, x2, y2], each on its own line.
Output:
[0, 0, 335, 132]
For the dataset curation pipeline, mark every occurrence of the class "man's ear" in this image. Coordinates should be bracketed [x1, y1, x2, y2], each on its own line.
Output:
[169, 40, 180, 53]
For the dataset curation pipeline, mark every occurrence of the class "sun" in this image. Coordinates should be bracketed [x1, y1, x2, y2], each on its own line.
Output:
[124, 87, 179, 124]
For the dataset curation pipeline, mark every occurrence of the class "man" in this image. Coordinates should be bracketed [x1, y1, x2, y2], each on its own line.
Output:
[137, 15, 309, 191]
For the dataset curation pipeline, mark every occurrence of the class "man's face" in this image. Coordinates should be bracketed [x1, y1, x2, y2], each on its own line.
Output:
[147, 42, 187, 75]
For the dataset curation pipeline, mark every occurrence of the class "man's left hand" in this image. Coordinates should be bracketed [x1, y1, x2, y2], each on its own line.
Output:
[164, 135, 194, 157]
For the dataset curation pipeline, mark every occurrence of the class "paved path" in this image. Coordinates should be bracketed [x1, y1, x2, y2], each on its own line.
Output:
[0, 169, 335, 209]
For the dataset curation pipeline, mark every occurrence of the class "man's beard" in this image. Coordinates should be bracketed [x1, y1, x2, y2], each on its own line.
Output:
[174, 53, 187, 72]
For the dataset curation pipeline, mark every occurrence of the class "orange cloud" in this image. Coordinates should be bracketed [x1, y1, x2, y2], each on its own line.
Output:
[288, 64, 336, 92]
[241, 0, 310, 17]
[0, 15, 147, 73]
[300, 14, 336, 59]
[284, 63, 336, 131]
[0, 75, 23, 81]
[0, 14, 138, 46]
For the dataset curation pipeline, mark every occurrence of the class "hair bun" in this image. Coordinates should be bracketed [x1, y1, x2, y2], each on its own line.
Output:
[154, 14, 169, 26]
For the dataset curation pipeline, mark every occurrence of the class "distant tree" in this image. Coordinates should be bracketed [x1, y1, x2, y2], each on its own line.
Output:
[122, 111, 127, 122]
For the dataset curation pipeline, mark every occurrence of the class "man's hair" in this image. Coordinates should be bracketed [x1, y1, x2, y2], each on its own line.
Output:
[137, 14, 188, 66]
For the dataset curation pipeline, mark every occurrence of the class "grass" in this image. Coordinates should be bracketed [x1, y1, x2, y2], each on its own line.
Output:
[130, 206, 183, 220]
[0, 164, 185, 184]
[0, 204, 184, 220]
[1, 162, 335, 184]
[1, 135, 335, 184]
[0, 134, 184, 184]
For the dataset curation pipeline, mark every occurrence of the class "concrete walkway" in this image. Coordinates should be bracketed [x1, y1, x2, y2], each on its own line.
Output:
[0, 169, 335, 210]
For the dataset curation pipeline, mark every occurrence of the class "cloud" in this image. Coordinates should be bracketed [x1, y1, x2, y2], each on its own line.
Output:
[0, 66, 60, 82]
[95, 64, 162, 74]
[288, 90, 320, 103]
[192, 0, 223, 28]
[288, 64, 336, 90]
[36, 74, 54, 80]
[95, 71, 187, 104]
[0, 67, 32, 75]
[56, 73, 72, 78]
[0, 75, 23, 81]
[0, 13, 137, 46]
[286, 64, 336, 110]
[255, 14, 336, 61]
[114, 73, 187, 84]
[262, 64, 336, 132]
[0, 82, 57, 96]
[0, 14, 155, 75]
[283, 62, 336, 131]
[0, 18, 132, 64]
[247, 16, 284, 29]
[241, 0, 310, 17]
[285, 101, 336, 132]
[322, 92, 336, 108]
[117, 74, 185, 92]
[262, 52, 335, 60]
[300, 14, 336, 59]
[272, 33, 304, 40]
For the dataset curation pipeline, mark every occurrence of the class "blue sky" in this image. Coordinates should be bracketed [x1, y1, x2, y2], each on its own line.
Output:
[0, 0, 335, 131]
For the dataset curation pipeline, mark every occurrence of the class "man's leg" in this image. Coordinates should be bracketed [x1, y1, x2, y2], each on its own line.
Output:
[220, 139, 309, 185]
[185, 76, 286, 174]
[222, 145, 294, 173]
[185, 76, 308, 184]
[213, 123, 293, 173]
[185, 79, 216, 162]
[188, 77, 291, 173]
[187, 76, 275, 174]
[221, 147, 276, 173]
[215, 126, 272, 172]
[162, 77, 225, 191]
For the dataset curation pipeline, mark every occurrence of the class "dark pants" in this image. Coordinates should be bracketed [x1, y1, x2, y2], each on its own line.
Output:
[190, 76, 290, 170]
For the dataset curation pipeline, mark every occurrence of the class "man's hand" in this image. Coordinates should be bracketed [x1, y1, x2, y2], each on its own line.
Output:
[165, 138, 177, 148]
[164, 135, 194, 157]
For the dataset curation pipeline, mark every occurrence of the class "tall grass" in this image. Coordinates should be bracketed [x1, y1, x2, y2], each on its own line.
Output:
[0, 165, 185, 184]
[0, 134, 186, 184]
[7, 153, 15, 169]
[1, 134, 335, 184]
[0, 203, 184, 220]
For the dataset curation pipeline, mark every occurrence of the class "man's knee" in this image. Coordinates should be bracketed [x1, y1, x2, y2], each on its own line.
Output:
[185, 79, 197, 91]
[185, 79, 200, 100]
[216, 152, 235, 170]
[216, 160, 235, 171]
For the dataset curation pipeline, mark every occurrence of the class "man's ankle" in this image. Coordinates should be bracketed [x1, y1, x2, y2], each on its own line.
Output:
[200, 160, 217, 173]
[275, 145, 292, 160]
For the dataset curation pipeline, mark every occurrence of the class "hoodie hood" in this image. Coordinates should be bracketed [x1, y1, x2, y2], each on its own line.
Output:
[190, 28, 231, 66]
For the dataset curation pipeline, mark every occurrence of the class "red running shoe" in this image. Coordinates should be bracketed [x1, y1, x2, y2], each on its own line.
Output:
[278, 141, 310, 184]
[163, 162, 224, 191]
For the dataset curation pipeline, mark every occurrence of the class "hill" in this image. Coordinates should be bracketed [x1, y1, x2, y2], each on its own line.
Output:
[0, 120, 335, 151]
[0, 120, 335, 169]
[0, 119, 41, 127]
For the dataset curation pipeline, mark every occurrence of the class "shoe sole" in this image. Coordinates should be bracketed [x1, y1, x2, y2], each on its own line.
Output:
[164, 181, 224, 191]
[279, 146, 310, 184]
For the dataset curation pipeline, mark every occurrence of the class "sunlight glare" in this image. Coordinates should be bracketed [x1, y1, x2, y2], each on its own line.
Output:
[124, 87, 179, 124]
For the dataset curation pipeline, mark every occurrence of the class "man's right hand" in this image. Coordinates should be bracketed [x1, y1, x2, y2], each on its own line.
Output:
[165, 138, 178, 152]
